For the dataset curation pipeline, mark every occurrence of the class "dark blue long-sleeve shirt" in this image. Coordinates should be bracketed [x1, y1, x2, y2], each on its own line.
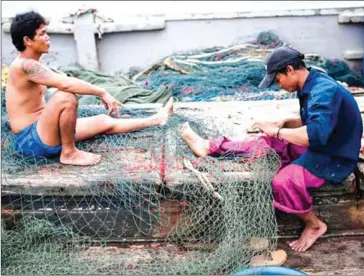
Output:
[292, 69, 363, 183]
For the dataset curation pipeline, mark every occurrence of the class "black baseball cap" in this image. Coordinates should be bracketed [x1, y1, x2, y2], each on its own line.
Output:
[259, 47, 304, 88]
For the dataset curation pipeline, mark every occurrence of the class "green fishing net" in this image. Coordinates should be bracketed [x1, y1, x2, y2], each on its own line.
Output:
[2, 102, 280, 275]
[2, 30, 361, 275]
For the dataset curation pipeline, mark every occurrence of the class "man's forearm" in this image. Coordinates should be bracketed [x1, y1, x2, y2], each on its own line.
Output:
[61, 77, 106, 97]
[283, 118, 302, 128]
[278, 126, 309, 147]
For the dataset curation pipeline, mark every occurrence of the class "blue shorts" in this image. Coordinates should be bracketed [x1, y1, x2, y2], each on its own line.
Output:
[14, 122, 62, 158]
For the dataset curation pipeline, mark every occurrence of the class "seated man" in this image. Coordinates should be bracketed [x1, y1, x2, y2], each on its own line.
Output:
[6, 11, 174, 166]
[181, 47, 362, 252]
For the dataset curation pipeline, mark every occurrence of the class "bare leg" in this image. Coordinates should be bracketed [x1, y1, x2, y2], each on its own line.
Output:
[180, 122, 209, 157]
[37, 91, 101, 166]
[75, 97, 175, 141]
[154, 97, 174, 126]
[289, 211, 327, 252]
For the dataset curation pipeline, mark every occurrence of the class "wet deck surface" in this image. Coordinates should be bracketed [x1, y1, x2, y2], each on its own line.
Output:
[40, 235, 364, 275]
[278, 235, 364, 275]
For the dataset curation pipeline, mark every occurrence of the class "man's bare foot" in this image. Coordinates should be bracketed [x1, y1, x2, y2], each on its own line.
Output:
[288, 220, 327, 252]
[152, 97, 174, 126]
[181, 122, 209, 157]
[60, 149, 101, 166]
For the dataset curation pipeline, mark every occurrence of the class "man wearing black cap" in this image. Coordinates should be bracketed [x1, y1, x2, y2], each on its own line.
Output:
[181, 46, 362, 252]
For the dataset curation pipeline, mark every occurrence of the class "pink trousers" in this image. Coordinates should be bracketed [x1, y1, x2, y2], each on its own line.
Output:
[209, 135, 325, 214]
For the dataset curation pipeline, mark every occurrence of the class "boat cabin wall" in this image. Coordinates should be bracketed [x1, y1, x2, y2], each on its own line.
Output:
[2, 10, 363, 74]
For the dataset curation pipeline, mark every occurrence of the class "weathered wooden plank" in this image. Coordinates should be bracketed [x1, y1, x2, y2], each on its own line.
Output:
[164, 153, 258, 190]
[82, 95, 364, 115]
[164, 128, 178, 185]
[165, 128, 249, 201]
[3, 193, 362, 241]
[2, 136, 358, 199]
[1, 206, 157, 239]
[276, 200, 364, 237]
[164, 126, 271, 194]
[166, 171, 258, 188]
[1, 197, 190, 240]
[23, 235, 361, 275]
[278, 236, 364, 275]
[311, 175, 355, 202]
[171, 96, 364, 139]
[2, 147, 164, 196]
[152, 200, 186, 238]
[2, 97, 363, 233]
[164, 124, 358, 198]
[173, 95, 364, 112]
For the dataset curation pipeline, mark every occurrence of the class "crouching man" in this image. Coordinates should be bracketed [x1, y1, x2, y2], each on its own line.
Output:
[181, 47, 362, 252]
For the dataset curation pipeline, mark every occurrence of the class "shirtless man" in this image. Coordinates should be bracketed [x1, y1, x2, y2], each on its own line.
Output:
[181, 47, 362, 252]
[6, 11, 174, 166]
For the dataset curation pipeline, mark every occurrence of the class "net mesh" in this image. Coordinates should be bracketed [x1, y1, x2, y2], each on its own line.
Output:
[2, 103, 280, 275]
[129, 31, 363, 102]
[3, 30, 361, 275]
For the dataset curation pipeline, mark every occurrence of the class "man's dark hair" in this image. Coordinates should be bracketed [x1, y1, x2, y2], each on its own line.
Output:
[275, 58, 306, 75]
[10, 11, 47, 52]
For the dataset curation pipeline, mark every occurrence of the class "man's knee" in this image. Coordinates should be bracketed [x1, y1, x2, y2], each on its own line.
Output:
[99, 114, 115, 132]
[272, 171, 290, 192]
[52, 91, 78, 108]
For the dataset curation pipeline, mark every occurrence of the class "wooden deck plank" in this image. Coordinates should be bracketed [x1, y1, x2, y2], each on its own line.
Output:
[276, 199, 364, 237]
[3, 196, 363, 239]
[1, 198, 190, 240]
[2, 97, 364, 237]
[2, 147, 164, 196]
[3, 97, 364, 197]
[278, 235, 364, 275]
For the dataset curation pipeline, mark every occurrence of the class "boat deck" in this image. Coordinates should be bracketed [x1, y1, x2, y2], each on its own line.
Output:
[2, 97, 364, 274]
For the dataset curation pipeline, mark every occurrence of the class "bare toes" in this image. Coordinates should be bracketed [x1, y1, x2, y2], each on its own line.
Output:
[292, 242, 301, 251]
[181, 122, 190, 134]
[289, 240, 298, 246]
